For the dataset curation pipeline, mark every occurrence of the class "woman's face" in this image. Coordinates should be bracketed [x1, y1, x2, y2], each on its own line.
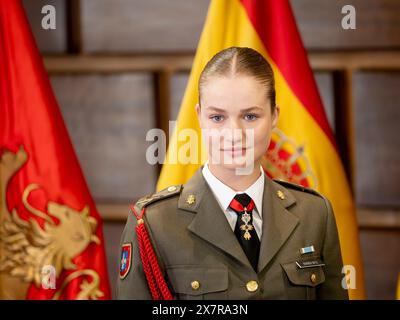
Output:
[197, 75, 279, 173]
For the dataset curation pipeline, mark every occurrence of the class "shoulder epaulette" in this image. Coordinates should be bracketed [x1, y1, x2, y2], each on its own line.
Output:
[130, 187, 175, 300]
[273, 179, 323, 198]
[134, 185, 182, 210]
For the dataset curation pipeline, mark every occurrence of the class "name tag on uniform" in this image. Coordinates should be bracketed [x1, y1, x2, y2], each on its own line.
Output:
[296, 259, 325, 269]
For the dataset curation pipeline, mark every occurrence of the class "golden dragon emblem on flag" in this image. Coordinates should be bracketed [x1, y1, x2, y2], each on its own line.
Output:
[0, 146, 104, 299]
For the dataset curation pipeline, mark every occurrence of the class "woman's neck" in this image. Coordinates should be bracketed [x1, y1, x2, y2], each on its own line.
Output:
[207, 161, 262, 191]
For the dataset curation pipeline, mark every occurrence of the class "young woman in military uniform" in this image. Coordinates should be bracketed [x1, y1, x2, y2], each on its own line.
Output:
[117, 47, 348, 300]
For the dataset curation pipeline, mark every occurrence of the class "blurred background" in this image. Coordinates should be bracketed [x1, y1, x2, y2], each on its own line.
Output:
[22, 0, 399, 299]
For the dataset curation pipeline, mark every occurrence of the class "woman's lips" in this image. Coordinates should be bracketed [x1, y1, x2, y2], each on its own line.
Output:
[220, 148, 247, 156]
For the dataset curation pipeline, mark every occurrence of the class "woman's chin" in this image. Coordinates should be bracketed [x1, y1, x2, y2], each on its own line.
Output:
[209, 153, 256, 173]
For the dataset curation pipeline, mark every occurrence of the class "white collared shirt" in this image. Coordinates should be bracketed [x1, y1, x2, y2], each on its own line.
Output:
[202, 162, 265, 239]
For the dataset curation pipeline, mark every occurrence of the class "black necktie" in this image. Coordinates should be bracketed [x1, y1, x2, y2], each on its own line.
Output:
[229, 193, 260, 272]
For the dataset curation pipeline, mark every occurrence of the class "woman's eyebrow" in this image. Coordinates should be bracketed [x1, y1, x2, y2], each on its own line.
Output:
[241, 106, 264, 112]
[206, 106, 264, 113]
[205, 106, 227, 113]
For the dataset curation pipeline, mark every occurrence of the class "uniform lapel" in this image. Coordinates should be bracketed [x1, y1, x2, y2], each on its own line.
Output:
[179, 169, 253, 270]
[257, 177, 299, 273]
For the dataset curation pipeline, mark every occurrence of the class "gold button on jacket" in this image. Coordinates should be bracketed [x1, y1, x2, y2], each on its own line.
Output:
[246, 280, 259, 292]
[310, 273, 317, 284]
[191, 280, 200, 290]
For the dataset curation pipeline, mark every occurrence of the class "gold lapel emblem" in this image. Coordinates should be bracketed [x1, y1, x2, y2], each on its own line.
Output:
[186, 194, 196, 205]
[277, 190, 285, 200]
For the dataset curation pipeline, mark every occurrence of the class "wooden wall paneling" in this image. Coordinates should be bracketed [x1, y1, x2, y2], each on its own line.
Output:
[290, 0, 400, 50]
[353, 71, 400, 207]
[79, 0, 210, 53]
[153, 71, 172, 174]
[23, 0, 400, 53]
[314, 71, 336, 133]
[359, 229, 400, 299]
[50, 73, 157, 203]
[66, 0, 82, 53]
[332, 69, 356, 190]
[22, 0, 68, 53]
[170, 72, 190, 122]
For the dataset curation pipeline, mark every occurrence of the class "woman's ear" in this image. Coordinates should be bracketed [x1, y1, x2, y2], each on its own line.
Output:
[272, 105, 280, 128]
[195, 103, 201, 118]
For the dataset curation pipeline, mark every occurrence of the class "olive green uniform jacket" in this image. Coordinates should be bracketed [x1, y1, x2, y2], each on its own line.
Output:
[117, 168, 348, 300]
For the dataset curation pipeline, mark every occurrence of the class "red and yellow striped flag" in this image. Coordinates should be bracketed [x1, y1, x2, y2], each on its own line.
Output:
[157, 0, 365, 299]
[0, 0, 111, 299]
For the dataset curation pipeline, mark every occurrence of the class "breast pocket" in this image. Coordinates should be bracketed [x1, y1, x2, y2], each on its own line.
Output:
[166, 265, 228, 300]
[281, 258, 326, 300]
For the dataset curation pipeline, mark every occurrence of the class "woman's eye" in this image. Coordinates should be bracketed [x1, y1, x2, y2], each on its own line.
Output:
[210, 115, 224, 122]
[244, 114, 258, 121]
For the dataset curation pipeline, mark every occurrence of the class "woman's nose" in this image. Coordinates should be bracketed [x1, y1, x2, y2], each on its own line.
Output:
[224, 119, 245, 144]
[228, 118, 243, 131]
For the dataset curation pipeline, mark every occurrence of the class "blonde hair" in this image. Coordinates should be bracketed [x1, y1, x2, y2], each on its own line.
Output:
[199, 46, 276, 111]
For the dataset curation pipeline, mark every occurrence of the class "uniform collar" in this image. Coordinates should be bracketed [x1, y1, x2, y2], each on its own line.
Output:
[179, 167, 299, 273]
[201, 161, 265, 215]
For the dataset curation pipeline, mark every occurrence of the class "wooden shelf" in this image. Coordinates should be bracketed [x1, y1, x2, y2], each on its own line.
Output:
[44, 51, 400, 74]
[97, 203, 129, 222]
[44, 54, 194, 74]
[309, 51, 400, 71]
[357, 208, 400, 229]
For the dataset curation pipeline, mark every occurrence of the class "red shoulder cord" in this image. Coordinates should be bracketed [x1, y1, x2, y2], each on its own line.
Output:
[129, 204, 173, 300]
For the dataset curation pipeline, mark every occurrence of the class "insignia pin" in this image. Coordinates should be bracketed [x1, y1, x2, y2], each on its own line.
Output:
[277, 190, 285, 200]
[186, 194, 196, 205]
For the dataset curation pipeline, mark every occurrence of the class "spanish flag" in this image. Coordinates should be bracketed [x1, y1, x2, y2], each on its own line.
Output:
[157, 0, 365, 299]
